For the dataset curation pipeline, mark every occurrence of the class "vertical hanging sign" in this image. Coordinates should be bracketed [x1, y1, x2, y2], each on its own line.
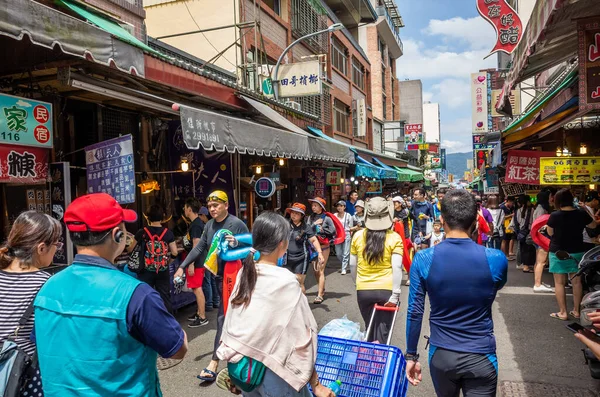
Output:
[50, 162, 73, 266]
[477, 0, 523, 57]
[578, 18, 600, 111]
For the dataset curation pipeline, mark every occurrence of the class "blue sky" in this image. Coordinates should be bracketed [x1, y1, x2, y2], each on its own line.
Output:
[395, 0, 497, 153]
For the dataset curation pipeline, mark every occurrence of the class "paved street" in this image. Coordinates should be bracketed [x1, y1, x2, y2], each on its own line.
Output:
[159, 256, 600, 396]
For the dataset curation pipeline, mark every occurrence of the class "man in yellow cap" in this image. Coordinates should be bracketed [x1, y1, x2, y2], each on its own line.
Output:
[174, 190, 248, 383]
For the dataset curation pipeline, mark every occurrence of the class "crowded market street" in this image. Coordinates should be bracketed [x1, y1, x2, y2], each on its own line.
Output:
[159, 256, 600, 397]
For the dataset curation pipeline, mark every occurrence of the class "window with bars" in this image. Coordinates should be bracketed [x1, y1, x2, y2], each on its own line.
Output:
[101, 107, 139, 140]
[291, 0, 328, 53]
[295, 86, 330, 124]
[333, 99, 349, 134]
[382, 95, 387, 121]
[331, 37, 347, 75]
[352, 58, 365, 90]
[381, 65, 386, 91]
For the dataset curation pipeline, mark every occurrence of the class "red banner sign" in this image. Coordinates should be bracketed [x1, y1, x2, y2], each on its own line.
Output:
[505, 150, 554, 185]
[0, 144, 48, 184]
[477, 0, 523, 56]
[578, 18, 600, 111]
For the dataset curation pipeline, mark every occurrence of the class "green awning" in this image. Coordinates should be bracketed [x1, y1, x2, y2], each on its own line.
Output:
[56, 0, 162, 57]
[393, 166, 423, 182]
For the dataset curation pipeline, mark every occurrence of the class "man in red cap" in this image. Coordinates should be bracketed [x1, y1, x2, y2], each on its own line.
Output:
[34, 193, 187, 397]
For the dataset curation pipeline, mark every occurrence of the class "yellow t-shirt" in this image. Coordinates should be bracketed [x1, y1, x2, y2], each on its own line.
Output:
[351, 229, 403, 291]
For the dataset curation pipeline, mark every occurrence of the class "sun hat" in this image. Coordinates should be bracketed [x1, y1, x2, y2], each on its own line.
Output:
[335, 200, 346, 207]
[64, 193, 137, 232]
[308, 197, 327, 211]
[286, 203, 306, 215]
[364, 197, 394, 231]
[355, 200, 365, 209]
[392, 196, 404, 204]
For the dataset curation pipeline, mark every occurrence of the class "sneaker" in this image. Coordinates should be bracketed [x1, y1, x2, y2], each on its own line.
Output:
[533, 284, 554, 293]
[187, 313, 199, 321]
[341, 270, 347, 275]
[516, 264, 524, 270]
[188, 317, 209, 328]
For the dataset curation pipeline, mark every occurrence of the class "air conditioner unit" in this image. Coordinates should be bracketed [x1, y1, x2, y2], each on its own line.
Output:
[285, 101, 302, 111]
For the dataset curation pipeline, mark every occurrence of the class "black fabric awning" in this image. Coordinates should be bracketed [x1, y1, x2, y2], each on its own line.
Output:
[0, 0, 145, 76]
[180, 104, 311, 159]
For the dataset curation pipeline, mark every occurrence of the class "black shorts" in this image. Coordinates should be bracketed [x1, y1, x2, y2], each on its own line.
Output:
[502, 232, 516, 241]
[429, 347, 498, 397]
[284, 256, 309, 275]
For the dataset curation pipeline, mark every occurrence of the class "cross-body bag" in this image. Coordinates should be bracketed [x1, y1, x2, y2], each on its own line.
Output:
[227, 356, 266, 392]
[0, 300, 42, 397]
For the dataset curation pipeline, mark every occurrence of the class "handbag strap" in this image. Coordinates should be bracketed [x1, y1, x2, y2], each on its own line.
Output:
[14, 299, 35, 338]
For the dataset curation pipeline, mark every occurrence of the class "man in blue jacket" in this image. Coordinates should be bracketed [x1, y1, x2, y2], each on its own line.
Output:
[34, 193, 188, 396]
[410, 188, 434, 249]
[405, 189, 507, 396]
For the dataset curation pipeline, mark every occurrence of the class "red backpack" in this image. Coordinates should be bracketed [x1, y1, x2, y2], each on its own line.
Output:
[144, 227, 169, 273]
[315, 212, 345, 245]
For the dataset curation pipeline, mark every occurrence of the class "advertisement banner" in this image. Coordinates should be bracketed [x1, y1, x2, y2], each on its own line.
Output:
[406, 144, 419, 150]
[356, 99, 367, 137]
[540, 157, 600, 185]
[0, 93, 53, 148]
[472, 134, 496, 150]
[492, 89, 521, 117]
[404, 124, 423, 149]
[578, 18, 600, 111]
[427, 143, 439, 154]
[277, 60, 322, 98]
[474, 149, 491, 171]
[441, 148, 447, 170]
[476, 0, 523, 56]
[484, 167, 500, 194]
[365, 180, 382, 194]
[430, 157, 441, 170]
[471, 73, 489, 133]
[85, 135, 135, 204]
[505, 150, 554, 185]
[50, 162, 73, 266]
[326, 168, 342, 186]
[0, 144, 48, 183]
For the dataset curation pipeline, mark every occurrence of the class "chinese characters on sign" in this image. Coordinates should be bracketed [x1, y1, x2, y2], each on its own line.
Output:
[85, 135, 135, 204]
[476, 0, 523, 56]
[484, 167, 499, 194]
[0, 94, 53, 148]
[356, 99, 366, 137]
[505, 150, 554, 185]
[471, 73, 489, 133]
[0, 144, 48, 183]
[578, 19, 600, 111]
[404, 124, 423, 149]
[491, 89, 521, 117]
[540, 157, 600, 185]
[326, 168, 342, 186]
[277, 60, 322, 98]
[306, 168, 326, 198]
[472, 135, 496, 150]
[50, 162, 73, 266]
[180, 106, 221, 151]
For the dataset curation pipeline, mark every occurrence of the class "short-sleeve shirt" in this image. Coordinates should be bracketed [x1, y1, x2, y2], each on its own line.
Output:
[287, 221, 315, 261]
[351, 229, 403, 291]
[547, 209, 593, 253]
[183, 218, 205, 267]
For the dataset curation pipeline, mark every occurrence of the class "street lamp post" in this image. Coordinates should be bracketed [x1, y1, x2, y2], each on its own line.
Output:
[272, 23, 344, 101]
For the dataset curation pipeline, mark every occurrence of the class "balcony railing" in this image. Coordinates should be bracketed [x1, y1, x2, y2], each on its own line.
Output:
[376, 5, 403, 53]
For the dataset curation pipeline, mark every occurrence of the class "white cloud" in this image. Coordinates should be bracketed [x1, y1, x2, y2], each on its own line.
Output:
[429, 78, 471, 109]
[423, 17, 496, 51]
[441, 140, 468, 154]
[441, 117, 472, 153]
[422, 91, 433, 102]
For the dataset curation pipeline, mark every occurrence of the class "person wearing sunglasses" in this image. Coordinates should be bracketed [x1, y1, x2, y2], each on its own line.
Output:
[174, 190, 249, 384]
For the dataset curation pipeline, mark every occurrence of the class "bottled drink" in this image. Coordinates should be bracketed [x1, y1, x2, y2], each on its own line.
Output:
[327, 380, 342, 396]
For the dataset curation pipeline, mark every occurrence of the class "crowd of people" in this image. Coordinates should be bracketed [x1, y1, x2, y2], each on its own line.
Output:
[1, 184, 599, 397]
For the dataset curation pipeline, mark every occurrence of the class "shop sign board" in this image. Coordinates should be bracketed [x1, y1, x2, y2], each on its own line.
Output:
[365, 180, 382, 194]
[85, 135, 135, 204]
[476, 0, 523, 56]
[505, 150, 554, 185]
[277, 60, 322, 98]
[540, 157, 600, 185]
[471, 73, 489, 133]
[306, 168, 326, 198]
[487, 72, 493, 132]
[578, 18, 600, 111]
[50, 162, 73, 266]
[255, 177, 276, 198]
[491, 89, 521, 117]
[0, 93, 53, 149]
[356, 99, 367, 137]
[472, 134, 495, 150]
[326, 168, 342, 186]
[474, 149, 491, 171]
[484, 167, 500, 194]
[430, 157, 441, 170]
[0, 144, 48, 183]
[441, 148, 447, 170]
[404, 124, 423, 149]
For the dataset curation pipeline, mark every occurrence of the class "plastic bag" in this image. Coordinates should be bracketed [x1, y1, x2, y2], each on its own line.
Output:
[318, 315, 364, 341]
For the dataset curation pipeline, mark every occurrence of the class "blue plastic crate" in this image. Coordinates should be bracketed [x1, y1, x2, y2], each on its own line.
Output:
[315, 335, 408, 397]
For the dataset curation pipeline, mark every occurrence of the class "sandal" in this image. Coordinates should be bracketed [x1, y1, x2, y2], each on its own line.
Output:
[522, 268, 534, 273]
[569, 311, 580, 319]
[314, 296, 324, 304]
[197, 368, 217, 382]
[550, 312, 568, 321]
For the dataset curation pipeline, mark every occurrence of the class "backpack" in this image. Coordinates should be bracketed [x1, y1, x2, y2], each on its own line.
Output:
[144, 227, 169, 273]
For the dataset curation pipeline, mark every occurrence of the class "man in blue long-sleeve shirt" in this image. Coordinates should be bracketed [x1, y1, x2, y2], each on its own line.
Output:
[405, 189, 507, 396]
[410, 188, 434, 249]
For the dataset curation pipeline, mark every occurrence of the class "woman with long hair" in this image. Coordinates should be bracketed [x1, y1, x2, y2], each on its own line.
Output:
[306, 197, 336, 304]
[513, 195, 536, 273]
[547, 189, 598, 320]
[216, 212, 335, 397]
[532, 188, 554, 293]
[350, 197, 403, 343]
[0, 211, 62, 394]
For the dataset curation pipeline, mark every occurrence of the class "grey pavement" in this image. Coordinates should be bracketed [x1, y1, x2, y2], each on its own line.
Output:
[159, 255, 600, 396]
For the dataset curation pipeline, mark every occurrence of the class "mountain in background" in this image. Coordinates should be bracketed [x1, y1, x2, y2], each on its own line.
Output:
[445, 151, 472, 179]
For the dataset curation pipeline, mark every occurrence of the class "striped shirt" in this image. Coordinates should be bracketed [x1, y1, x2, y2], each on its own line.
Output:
[0, 269, 50, 356]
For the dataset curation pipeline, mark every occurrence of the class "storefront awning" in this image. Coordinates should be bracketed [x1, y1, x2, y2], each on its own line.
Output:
[240, 98, 354, 164]
[393, 166, 424, 183]
[0, 0, 145, 75]
[355, 163, 380, 179]
[179, 105, 311, 159]
[357, 156, 397, 180]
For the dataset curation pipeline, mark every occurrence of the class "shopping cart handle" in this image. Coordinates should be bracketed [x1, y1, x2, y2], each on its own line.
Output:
[374, 304, 400, 312]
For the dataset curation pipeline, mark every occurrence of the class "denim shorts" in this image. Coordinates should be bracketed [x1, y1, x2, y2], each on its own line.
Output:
[243, 368, 311, 397]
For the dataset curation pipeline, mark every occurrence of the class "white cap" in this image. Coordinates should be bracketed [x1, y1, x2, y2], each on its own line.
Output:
[392, 196, 404, 203]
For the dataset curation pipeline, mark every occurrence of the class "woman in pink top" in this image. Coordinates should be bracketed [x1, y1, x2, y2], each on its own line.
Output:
[217, 212, 335, 397]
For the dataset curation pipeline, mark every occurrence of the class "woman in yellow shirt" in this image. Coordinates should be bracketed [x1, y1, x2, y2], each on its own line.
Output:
[350, 197, 404, 343]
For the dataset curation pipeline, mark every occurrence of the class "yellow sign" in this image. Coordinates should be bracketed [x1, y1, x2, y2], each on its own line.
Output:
[540, 157, 600, 185]
[419, 144, 429, 150]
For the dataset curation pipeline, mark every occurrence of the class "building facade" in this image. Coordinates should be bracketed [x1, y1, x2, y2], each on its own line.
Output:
[422, 102, 440, 143]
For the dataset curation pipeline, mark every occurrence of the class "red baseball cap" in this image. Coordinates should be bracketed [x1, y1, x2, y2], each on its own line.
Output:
[64, 193, 137, 232]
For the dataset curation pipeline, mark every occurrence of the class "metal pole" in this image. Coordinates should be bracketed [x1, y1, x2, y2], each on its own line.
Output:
[155, 22, 255, 40]
[273, 27, 335, 101]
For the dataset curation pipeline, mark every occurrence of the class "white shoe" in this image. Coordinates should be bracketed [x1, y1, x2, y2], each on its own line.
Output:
[533, 284, 554, 293]
[341, 270, 347, 275]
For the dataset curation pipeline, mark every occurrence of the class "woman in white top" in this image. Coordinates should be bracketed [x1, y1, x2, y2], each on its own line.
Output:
[334, 200, 355, 275]
[217, 212, 334, 397]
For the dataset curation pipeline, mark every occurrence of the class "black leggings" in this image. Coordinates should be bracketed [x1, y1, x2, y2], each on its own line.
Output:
[138, 270, 172, 313]
[212, 275, 225, 361]
[519, 241, 536, 267]
[357, 289, 394, 343]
